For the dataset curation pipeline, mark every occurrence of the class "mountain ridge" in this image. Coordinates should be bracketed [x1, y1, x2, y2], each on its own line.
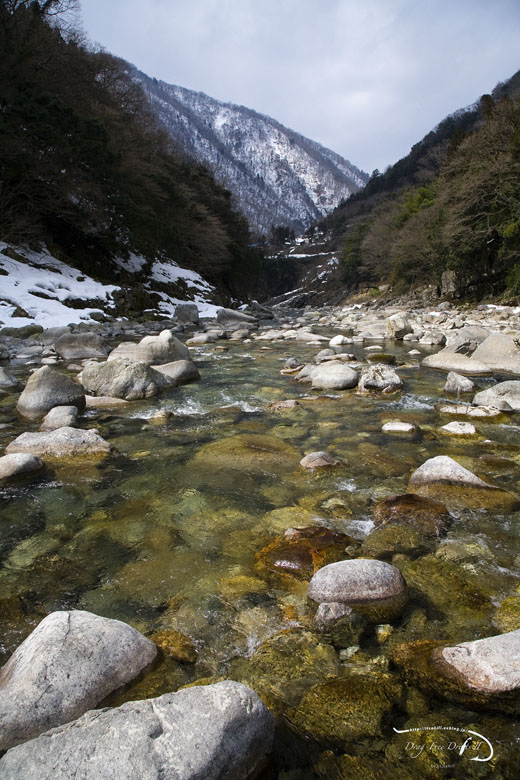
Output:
[130, 65, 368, 234]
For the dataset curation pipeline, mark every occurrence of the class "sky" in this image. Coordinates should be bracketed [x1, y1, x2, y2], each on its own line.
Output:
[79, 0, 520, 174]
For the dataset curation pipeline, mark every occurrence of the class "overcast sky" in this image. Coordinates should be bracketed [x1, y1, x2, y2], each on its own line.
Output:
[79, 0, 520, 174]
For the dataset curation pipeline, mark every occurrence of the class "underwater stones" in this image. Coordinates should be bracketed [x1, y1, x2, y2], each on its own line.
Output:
[373, 493, 451, 538]
[286, 672, 402, 747]
[191, 433, 300, 477]
[473, 380, 520, 411]
[408, 455, 520, 511]
[81, 357, 169, 400]
[310, 361, 358, 390]
[357, 363, 402, 393]
[421, 349, 491, 375]
[0, 681, 274, 780]
[307, 559, 407, 622]
[439, 421, 477, 436]
[0, 610, 157, 751]
[235, 629, 340, 711]
[360, 524, 432, 560]
[0, 453, 44, 481]
[54, 332, 108, 360]
[39, 404, 78, 431]
[299, 451, 343, 470]
[6, 427, 113, 459]
[268, 399, 300, 412]
[255, 526, 353, 583]
[472, 332, 520, 374]
[16, 365, 85, 419]
[444, 371, 475, 394]
[108, 329, 190, 364]
[494, 596, 520, 633]
[394, 631, 520, 713]
[151, 359, 200, 386]
[150, 629, 198, 663]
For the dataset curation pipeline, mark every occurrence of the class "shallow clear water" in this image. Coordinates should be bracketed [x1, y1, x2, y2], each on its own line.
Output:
[1, 336, 519, 777]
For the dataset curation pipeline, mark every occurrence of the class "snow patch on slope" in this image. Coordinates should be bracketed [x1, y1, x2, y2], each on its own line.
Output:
[0, 243, 119, 328]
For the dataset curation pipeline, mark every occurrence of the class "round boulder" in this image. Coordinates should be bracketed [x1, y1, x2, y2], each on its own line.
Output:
[310, 362, 358, 390]
[16, 366, 85, 419]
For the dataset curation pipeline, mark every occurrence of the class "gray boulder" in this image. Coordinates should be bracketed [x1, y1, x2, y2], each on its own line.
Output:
[108, 330, 189, 365]
[40, 405, 79, 431]
[54, 333, 108, 361]
[0, 453, 44, 481]
[0, 610, 157, 751]
[81, 358, 169, 400]
[6, 427, 112, 458]
[358, 363, 402, 393]
[0, 367, 19, 390]
[386, 313, 412, 340]
[16, 366, 86, 419]
[473, 380, 520, 411]
[0, 681, 274, 779]
[186, 332, 218, 345]
[300, 451, 342, 469]
[445, 325, 489, 354]
[216, 307, 258, 326]
[152, 360, 201, 386]
[444, 371, 475, 394]
[437, 629, 520, 695]
[409, 455, 498, 490]
[472, 333, 520, 374]
[174, 302, 200, 324]
[39, 326, 71, 345]
[308, 559, 407, 621]
[310, 362, 358, 390]
[421, 349, 491, 375]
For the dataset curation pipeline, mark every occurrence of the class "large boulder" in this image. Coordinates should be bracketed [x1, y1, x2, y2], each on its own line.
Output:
[443, 371, 475, 394]
[445, 326, 489, 354]
[310, 362, 358, 390]
[108, 329, 189, 365]
[358, 363, 402, 393]
[152, 359, 201, 386]
[408, 455, 519, 511]
[40, 405, 78, 431]
[174, 302, 200, 325]
[473, 380, 520, 411]
[421, 349, 491, 375]
[307, 559, 407, 622]
[0, 453, 44, 481]
[216, 308, 258, 327]
[0, 610, 157, 751]
[54, 333, 108, 361]
[81, 357, 169, 400]
[386, 313, 412, 340]
[16, 366, 85, 419]
[6, 427, 113, 458]
[0, 681, 274, 779]
[472, 333, 520, 374]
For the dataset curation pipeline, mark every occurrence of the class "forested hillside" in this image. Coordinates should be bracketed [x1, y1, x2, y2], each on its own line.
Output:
[0, 0, 261, 312]
[320, 72, 520, 301]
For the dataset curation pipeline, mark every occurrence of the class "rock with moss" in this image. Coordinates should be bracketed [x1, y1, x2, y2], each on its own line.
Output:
[256, 526, 355, 584]
[373, 493, 451, 539]
[191, 433, 300, 477]
[393, 631, 520, 713]
[493, 596, 520, 633]
[361, 524, 432, 560]
[408, 455, 520, 511]
[150, 629, 198, 663]
[287, 671, 403, 748]
[308, 559, 407, 622]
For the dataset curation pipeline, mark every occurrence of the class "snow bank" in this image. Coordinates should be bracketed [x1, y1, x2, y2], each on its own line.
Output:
[0, 243, 119, 328]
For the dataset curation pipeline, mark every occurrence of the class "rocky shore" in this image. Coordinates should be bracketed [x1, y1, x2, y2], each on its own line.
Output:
[1, 297, 520, 777]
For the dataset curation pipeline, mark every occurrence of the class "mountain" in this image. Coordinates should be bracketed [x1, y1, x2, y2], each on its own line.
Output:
[131, 66, 368, 234]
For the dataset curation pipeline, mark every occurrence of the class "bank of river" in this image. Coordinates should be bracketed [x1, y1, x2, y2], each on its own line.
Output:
[1, 305, 519, 777]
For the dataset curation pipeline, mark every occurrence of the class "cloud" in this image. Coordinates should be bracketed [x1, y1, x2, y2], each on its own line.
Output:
[80, 0, 520, 172]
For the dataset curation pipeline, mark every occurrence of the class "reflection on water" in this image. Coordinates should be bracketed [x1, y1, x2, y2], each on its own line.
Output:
[1, 338, 519, 776]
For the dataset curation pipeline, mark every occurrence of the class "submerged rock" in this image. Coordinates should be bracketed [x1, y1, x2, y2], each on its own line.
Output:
[308, 559, 407, 622]
[299, 451, 343, 470]
[81, 357, 169, 400]
[373, 493, 451, 538]
[0, 367, 19, 390]
[6, 427, 113, 458]
[0, 681, 274, 780]
[0, 610, 157, 751]
[256, 526, 353, 583]
[16, 365, 85, 419]
[191, 433, 300, 477]
[149, 629, 198, 663]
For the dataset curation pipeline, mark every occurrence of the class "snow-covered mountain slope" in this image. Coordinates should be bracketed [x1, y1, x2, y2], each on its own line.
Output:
[132, 67, 369, 234]
[0, 243, 221, 329]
